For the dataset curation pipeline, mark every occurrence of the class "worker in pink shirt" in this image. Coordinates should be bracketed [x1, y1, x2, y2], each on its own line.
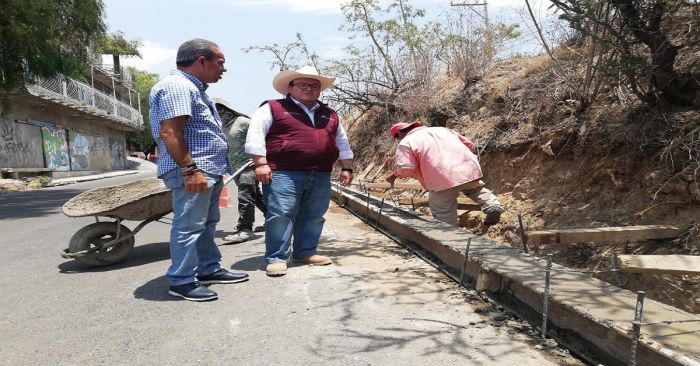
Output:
[386, 121, 503, 226]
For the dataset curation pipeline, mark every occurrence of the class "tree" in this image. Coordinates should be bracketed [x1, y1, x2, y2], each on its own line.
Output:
[125, 68, 158, 151]
[244, 0, 517, 119]
[100, 31, 141, 77]
[549, 0, 698, 106]
[0, 0, 106, 97]
[243, 32, 317, 72]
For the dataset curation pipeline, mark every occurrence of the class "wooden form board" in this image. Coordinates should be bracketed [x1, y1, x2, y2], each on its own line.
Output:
[368, 161, 387, 182]
[524, 225, 682, 245]
[357, 162, 375, 181]
[396, 197, 480, 210]
[616, 255, 700, 276]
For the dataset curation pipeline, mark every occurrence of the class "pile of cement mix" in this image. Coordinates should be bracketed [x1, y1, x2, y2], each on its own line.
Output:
[63, 178, 170, 218]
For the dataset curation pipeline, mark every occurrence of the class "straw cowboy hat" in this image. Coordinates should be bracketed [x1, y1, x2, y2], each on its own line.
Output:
[272, 65, 335, 95]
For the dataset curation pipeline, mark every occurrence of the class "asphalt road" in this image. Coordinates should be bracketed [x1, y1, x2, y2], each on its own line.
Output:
[0, 171, 578, 365]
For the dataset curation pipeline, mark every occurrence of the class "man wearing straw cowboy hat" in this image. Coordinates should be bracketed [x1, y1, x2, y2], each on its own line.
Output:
[245, 66, 354, 277]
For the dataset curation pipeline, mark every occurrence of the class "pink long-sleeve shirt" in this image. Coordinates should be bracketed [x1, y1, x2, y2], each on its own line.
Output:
[393, 126, 483, 192]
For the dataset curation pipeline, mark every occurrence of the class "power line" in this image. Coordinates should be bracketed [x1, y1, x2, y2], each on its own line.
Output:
[450, 0, 489, 27]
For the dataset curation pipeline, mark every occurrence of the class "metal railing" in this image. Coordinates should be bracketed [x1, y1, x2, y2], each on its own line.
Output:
[27, 75, 143, 130]
[93, 62, 134, 86]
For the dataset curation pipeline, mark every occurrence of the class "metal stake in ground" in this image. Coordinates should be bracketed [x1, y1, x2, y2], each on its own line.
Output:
[375, 197, 385, 229]
[629, 291, 645, 366]
[612, 253, 623, 287]
[365, 190, 371, 219]
[459, 237, 472, 287]
[518, 214, 528, 253]
[536, 254, 558, 350]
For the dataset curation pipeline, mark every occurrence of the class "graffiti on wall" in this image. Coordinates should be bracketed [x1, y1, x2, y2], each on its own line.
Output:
[69, 131, 90, 170]
[1, 124, 31, 156]
[41, 126, 70, 171]
[109, 135, 125, 170]
[88, 137, 107, 170]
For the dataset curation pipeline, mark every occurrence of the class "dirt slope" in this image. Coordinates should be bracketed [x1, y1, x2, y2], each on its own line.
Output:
[346, 38, 700, 313]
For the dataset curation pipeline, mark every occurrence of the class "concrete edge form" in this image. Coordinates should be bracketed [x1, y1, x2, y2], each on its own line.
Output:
[332, 186, 700, 366]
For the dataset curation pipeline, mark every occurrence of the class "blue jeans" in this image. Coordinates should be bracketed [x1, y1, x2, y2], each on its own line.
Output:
[262, 170, 331, 263]
[162, 169, 224, 286]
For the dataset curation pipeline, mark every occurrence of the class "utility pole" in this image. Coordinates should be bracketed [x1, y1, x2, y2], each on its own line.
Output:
[450, 0, 489, 28]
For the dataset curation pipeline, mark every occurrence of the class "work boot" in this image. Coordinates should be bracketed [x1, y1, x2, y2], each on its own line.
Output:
[483, 208, 503, 226]
[168, 282, 218, 302]
[294, 255, 332, 266]
[223, 229, 254, 244]
[266, 262, 287, 277]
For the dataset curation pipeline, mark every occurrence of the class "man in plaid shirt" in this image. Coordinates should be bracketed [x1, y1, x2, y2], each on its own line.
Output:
[150, 38, 249, 301]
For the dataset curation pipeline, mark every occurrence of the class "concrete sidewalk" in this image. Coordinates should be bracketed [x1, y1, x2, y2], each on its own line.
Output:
[48, 170, 141, 186]
[49, 157, 156, 186]
[333, 186, 700, 366]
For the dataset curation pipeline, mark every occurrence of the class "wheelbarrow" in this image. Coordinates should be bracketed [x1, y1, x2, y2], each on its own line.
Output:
[61, 162, 252, 266]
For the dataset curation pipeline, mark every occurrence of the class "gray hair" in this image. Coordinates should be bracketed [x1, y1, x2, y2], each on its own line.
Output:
[176, 38, 218, 67]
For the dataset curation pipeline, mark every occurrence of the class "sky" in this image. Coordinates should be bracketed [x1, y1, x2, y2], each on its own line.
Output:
[103, 0, 555, 115]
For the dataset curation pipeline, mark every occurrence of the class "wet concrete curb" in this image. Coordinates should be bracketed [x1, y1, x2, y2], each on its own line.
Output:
[333, 186, 700, 366]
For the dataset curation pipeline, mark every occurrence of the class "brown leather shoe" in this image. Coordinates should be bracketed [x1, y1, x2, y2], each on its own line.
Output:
[266, 262, 287, 277]
[294, 255, 332, 266]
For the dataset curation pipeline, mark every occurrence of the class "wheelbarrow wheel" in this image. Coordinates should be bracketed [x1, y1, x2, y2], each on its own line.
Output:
[68, 222, 135, 266]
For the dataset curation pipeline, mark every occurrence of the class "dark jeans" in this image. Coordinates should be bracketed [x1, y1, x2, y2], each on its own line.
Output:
[234, 166, 266, 231]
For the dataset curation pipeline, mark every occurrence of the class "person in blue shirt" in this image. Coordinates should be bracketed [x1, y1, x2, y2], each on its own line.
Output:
[149, 38, 249, 301]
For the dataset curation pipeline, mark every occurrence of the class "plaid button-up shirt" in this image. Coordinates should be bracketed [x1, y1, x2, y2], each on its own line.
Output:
[149, 70, 232, 177]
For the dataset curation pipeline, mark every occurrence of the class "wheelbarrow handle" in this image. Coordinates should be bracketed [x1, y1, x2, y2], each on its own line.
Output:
[223, 160, 254, 186]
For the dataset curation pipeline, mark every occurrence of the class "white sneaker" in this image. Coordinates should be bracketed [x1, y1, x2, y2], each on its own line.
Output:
[223, 229, 254, 244]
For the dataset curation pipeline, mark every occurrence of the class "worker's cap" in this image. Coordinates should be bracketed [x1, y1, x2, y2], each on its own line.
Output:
[389, 121, 422, 138]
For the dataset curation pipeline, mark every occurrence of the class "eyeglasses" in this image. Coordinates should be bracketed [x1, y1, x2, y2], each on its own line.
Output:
[291, 82, 322, 91]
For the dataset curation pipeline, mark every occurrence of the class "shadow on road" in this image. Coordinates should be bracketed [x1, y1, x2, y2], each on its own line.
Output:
[0, 189, 83, 220]
[229, 255, 267, 272]
[133, 276, 179, 301]
[57, 241, 170, 273]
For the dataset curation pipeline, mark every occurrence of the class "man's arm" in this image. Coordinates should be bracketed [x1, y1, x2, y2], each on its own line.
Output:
[159, 116, 207, 193]
[338, 159, 353, 187]
[335, 117, 354, 187]
[245, 104, 273, 184]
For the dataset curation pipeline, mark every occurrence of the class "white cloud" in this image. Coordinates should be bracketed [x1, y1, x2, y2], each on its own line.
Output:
[102, 41, 177, 78]
[234, 0, 345, 14]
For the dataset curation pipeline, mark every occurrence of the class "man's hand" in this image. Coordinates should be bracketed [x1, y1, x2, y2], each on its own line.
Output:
[339, 171, 353, 187]
[255, 164, 272, 184]
[386, 174, 397, 187]
[184, 170, 208, 193]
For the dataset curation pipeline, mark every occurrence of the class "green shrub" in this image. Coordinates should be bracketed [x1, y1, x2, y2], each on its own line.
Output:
[26, 176, 53, 189]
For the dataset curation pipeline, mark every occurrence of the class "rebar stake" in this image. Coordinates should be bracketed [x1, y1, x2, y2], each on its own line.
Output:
[629, 291, 646, 366]
[535, 254, 557, 350]
[612, 253, 623, 287]
[518, 214, 528, 253]
[542, 254, 552, 339]
[365, 190, 371, 220]
[375, 197, 385, 229]
[459, 238, 472, 287]
[335, 180, 341, 206]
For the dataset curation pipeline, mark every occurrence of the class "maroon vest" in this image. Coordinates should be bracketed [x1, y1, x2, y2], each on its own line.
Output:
[265, 96, 340, 172]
